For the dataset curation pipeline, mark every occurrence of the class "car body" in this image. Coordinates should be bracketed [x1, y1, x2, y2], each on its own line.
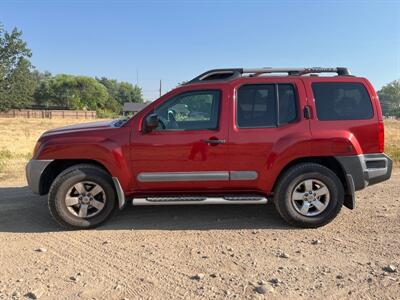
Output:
[26, 67, 393, 229]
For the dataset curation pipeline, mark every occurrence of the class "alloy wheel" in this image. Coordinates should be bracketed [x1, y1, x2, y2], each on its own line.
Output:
[65, 181, 106, 218]
[291, 179, 330, 217]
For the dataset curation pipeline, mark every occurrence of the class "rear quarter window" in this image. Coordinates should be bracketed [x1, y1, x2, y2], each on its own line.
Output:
[312, 82, 374, 120]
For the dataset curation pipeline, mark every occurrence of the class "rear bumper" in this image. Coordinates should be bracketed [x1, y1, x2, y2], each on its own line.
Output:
[25, 159, 53, 194]
[335, 153, 393, 191]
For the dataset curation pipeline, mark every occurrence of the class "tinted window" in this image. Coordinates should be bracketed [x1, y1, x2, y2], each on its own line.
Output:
[278, 84, 297, 124]
[154, 90, 220, 131]
[312, 82, 373, 120]
[237, 84, 277, 127]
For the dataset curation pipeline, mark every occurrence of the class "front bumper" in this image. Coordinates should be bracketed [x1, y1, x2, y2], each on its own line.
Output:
[26, 159, 53, 194]
[335, 153, 393, 191]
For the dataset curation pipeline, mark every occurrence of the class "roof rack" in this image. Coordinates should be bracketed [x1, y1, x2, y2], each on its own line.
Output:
[186, 67, 351, 84]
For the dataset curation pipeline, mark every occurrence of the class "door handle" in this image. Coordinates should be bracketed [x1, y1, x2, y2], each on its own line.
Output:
[303, 105, 312, 119]
[204, 139, 226, 145]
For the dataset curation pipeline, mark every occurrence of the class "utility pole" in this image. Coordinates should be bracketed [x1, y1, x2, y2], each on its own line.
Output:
[159, 79, 162, 97]
[136, 69, 139, 86]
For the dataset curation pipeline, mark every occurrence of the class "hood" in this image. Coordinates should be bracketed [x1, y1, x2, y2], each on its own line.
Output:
[43, 120, 115, 135]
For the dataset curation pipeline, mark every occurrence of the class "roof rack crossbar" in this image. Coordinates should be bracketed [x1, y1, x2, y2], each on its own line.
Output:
[186, 67, 351, 84]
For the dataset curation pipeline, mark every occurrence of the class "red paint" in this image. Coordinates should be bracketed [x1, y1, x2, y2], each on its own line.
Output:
[35, 75, 384, 197]
[303, 77, 381, 154]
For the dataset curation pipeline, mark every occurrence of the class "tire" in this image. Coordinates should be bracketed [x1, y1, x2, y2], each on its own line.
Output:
[48, 164, 117, 229]
[273, 163, 344, 228]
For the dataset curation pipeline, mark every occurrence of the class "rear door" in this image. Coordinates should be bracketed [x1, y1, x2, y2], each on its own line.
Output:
[228, 78, 310, 193]
[305, 78, 380, 154]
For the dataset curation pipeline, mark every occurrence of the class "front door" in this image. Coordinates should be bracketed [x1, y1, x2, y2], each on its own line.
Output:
[130, 88, 230, 193]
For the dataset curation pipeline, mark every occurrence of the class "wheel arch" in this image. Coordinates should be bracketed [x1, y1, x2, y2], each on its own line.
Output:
[39, 159, 111, 195]
[272, 156, 354, 209]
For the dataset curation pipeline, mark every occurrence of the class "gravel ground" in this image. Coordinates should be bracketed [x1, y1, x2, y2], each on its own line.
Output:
[0, 170, 399, 300]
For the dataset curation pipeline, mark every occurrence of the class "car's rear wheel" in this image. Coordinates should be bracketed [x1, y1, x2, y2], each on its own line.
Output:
[48, 164, 116, 229]
[273, 163, 344, 228]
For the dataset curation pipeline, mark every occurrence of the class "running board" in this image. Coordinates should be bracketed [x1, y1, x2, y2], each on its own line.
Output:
[131, 196, 268, 206]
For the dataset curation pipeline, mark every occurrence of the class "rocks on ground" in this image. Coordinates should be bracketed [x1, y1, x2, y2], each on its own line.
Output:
[34, 248, 47, 253]
[269, 277, 283, 286]
[191, 273, 205, 280]
[24, 289, 43, 299]
[383, 265, 397, 273]
[254, 284, 274, 294]
[70, 272, 83, 282]
[277, 251, 290, 259]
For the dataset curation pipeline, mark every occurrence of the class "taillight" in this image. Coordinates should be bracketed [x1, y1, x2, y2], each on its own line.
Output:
[378, 121, 384, 153]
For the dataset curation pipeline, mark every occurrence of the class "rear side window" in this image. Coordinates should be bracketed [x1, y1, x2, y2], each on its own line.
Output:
[312, 82, 373, 120]
[278, 84, 297, 124]
[236, 84, 298, 128]
[237, 84, 277, 127]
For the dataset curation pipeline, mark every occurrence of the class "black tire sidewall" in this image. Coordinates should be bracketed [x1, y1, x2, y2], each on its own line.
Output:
[49, 168, 116, 229]
[274, 164, 344, 228]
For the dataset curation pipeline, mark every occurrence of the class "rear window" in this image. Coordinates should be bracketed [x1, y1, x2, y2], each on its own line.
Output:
[237, 84, 277, 127]
[236, 84, 298, 128]
[312, 82, 373, 120]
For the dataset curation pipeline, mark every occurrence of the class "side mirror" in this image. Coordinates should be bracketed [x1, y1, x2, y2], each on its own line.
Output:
[144, 113, 159, 132]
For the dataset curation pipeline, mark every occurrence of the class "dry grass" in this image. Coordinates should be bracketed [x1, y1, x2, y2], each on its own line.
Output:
[0, 117, 399, 184]
[0, 118, 107, 183]
[385, 119, 400, 163]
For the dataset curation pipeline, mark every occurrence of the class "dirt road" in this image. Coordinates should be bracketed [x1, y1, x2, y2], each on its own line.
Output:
[1, 170, 399, 300]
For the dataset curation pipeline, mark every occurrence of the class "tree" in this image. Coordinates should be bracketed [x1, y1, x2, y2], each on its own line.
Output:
[34, 74, 143, 116]
[0, 24, 35, 110]
[96, 77, 144, 105]
[117, 82, 143, 104]
[378, 80, 400, 117]
[33, 72, 54, 107]
[34, 74, 109, 110]
[31, 70, 51, 87]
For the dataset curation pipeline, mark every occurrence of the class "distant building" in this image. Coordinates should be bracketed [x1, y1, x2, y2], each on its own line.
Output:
[123, 102, 148, 116]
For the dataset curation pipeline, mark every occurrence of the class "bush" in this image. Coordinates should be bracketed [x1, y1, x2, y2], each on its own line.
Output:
[96, 109, 119, 119]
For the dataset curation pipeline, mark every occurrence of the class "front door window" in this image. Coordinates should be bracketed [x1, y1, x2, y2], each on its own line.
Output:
[153, 90, 221, 131]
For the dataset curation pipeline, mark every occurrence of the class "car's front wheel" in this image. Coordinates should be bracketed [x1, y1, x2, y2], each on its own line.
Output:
[273, 163, 344, 228]
[48, 164, 117, 229]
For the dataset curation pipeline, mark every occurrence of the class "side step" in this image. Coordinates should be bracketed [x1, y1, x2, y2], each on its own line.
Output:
[131, 195, 268, 206]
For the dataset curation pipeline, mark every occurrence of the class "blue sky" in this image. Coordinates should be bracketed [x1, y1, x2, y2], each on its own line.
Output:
[1, 0, 399, 101]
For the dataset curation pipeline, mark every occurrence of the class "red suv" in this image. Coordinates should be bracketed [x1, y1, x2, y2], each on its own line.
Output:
[26, 67, 393, 229]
